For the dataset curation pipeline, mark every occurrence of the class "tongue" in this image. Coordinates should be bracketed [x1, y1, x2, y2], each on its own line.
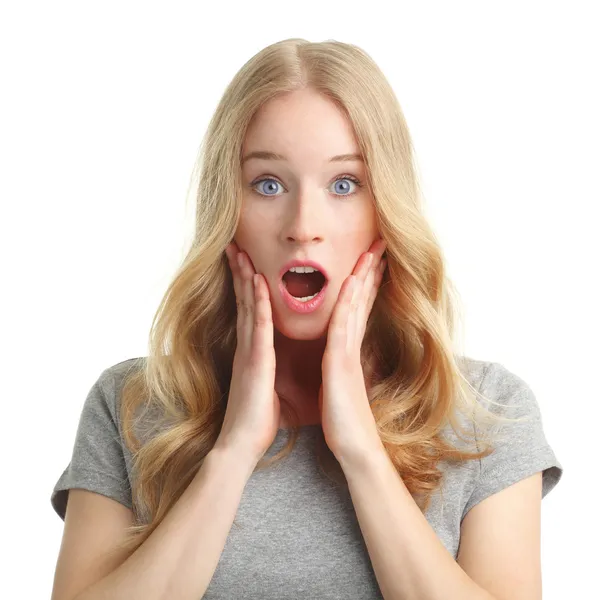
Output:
[283, 272, 324, 298]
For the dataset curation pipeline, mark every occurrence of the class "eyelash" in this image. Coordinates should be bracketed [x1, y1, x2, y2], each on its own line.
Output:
[249, 174, 363, 198]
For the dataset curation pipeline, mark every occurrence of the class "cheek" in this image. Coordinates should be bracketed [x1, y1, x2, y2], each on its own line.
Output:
[334, 223, 376, 254]
[339, 202, 377, 233]
[235, 211, 270, 246]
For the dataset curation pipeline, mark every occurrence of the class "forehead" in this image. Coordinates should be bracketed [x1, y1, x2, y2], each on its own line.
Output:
[241, 90, 362, 167]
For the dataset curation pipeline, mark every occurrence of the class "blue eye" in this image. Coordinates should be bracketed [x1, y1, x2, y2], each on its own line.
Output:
[253, 178, 282, 196]
[250, 175, 362, 198]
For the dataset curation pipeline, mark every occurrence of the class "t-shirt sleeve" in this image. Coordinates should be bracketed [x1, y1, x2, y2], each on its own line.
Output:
[462, 361, 563, 520]
[51, 368, 132, 521]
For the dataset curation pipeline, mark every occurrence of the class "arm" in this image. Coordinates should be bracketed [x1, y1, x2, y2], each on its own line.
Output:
[339, 449, 497, 600]
[72, 445, 255, 600]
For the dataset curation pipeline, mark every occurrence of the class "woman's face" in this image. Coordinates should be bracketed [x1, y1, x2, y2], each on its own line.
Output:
[235, 88, 380, 341]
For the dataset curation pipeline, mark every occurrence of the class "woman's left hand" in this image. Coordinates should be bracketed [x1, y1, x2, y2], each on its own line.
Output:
[318, 238, 387, 466]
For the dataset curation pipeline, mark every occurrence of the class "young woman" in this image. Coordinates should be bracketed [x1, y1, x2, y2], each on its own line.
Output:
[50, 38, 562, 600]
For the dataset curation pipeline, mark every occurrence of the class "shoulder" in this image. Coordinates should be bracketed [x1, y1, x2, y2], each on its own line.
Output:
[99, 356, 146, 388]
[455, 356, 538, 414]
[474, 359, 541, 422]
[84, 357, 148, 432]
[97, 356, 147, 399]
[455, 354, 492, 388]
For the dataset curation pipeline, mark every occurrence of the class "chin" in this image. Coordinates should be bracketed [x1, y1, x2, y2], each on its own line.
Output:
[272, 314, 330, 341]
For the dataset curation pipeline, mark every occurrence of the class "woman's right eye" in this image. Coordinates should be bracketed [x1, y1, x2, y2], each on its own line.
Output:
[250, 177, 282, 196]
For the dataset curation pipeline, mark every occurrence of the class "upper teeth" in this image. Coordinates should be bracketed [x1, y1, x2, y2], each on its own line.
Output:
[288, 266, 320, 274]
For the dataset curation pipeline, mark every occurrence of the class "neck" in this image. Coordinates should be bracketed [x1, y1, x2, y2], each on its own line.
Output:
[271, 329, 378, 429]
[273, 328, 325, 391]
[273, 329, 325, 428]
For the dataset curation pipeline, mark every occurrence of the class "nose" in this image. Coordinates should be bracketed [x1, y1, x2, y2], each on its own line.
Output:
[281, 190, 324, 244]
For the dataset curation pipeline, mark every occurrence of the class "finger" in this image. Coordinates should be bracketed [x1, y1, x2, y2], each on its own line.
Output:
[251, 273, 275, 364]
[354, 251, 373, 283]
[225, 245, 247, 347]
[356, 255, 386, 341]
[353, 263, 374, 346]
[355, 240, 384, 283]
[371, 238, 387, 262]
[238, 252, 258, 351]
[225, 244, 244, 306]
[361, 259, 386, 335]
[328, 275, 357, 356]
[358, 239, 386, 277]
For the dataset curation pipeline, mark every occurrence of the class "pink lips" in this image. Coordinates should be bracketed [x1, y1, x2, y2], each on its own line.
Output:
[278, 259, 329, 315]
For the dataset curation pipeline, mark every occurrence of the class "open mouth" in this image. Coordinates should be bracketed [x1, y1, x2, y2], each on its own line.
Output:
[282, 268, 327, 301]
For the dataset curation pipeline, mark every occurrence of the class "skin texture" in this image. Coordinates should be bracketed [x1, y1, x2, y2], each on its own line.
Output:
[235, 88, 380, 425]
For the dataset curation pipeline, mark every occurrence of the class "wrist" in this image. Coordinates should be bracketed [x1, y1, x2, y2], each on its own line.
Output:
[210, 441, 261, 475]
[335, 441, 389, 474]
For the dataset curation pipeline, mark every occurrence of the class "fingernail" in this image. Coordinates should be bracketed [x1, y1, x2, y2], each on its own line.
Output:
[368, 253, 374, 267]
[237, 253, 243, 267]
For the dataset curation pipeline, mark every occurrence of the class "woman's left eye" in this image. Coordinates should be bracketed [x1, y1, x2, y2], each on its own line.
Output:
[250, 175, 363, 198]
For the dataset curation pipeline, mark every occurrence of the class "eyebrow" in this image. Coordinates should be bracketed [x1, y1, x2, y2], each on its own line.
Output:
[241, 151, 364, 165]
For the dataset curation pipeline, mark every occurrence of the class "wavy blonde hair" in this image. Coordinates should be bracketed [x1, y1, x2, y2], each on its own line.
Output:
[113, 38, 527, 558]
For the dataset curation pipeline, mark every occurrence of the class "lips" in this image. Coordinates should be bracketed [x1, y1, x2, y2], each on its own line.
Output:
[278, 259, 330, 282]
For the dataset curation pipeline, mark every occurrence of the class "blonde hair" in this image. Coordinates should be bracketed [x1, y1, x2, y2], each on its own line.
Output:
[113, 38, 527, 558]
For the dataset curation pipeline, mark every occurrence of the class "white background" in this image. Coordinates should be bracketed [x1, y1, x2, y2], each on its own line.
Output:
[1, 1, 596, 598]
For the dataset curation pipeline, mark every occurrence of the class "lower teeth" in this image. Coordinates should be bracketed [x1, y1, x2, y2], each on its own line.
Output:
[294, 292, 318, 302]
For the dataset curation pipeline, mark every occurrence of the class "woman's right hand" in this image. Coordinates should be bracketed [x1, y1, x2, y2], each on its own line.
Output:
[214, 242, 281, 465]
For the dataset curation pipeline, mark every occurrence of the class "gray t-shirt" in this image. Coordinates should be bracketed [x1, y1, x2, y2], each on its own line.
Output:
[51, 356, 563, 599]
